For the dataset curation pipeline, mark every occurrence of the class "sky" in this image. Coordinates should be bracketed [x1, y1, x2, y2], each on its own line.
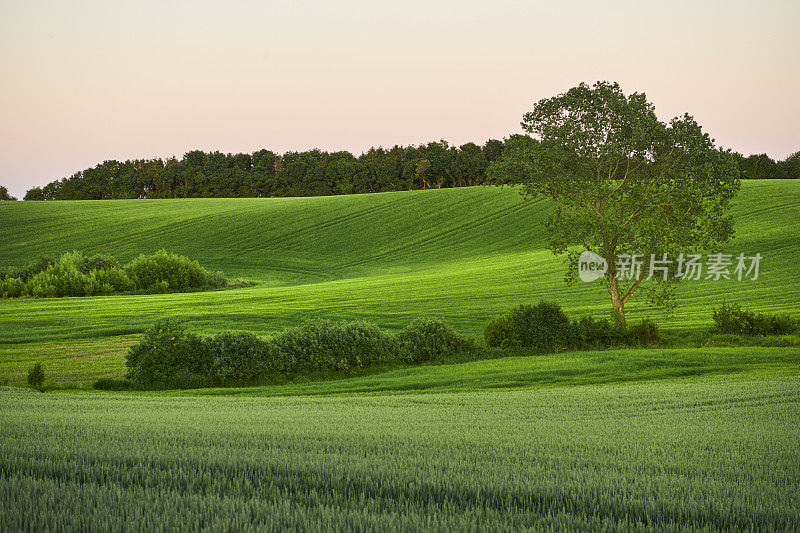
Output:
[1, 0, 798, 198]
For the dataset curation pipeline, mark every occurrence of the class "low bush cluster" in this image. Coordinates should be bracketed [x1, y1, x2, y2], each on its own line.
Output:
[485, 302, 662, 352]
[27, 363, 45, 391]
[121, 317, 471, 389]
[712, 303, 799, 336]
[0, 250, 228, 298]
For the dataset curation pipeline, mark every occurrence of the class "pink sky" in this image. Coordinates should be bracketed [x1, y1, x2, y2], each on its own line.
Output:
[1, 0, 798, 198]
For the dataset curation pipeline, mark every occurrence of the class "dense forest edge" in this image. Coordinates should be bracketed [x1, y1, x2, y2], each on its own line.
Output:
[6, 140, 799, 201]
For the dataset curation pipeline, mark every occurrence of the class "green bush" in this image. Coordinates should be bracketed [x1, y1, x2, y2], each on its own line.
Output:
[1, 251, 229, 298]
[570, 317, 659, 349]
[485, 302, 572, 352]
[26, 258, 100, 297]
[94, 267, 134, 293]
[571, 317, 623, 349]
[627, 319, 661, 346]
[83, 254, 120, 272]
[0, 255, 55, 283]
[27, 363, 45, 390]
[712, 303, 799, 336]
[270, 320, 396, 373]
[484, 314, 516, 349]
[396, 318, 466, 363]
[125, 319, 212, 387]
[125, 318, 409, 388]
[207, 331, 279, 383]
[0, 277, 25, 298]
[125, 250, 226, 292]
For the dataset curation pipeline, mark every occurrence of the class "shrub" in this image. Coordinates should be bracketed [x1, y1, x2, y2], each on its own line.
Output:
[571, 317, 620, 349]
[396, 318, 466, 363]
[712, 303, 799, 336]
[125, 250, 226, 292]
[627, 319, 661, 346]
[484, 314, 516, 349]
[207, 331, 279, 383]
[94, 268, 134, 293]
[485, 302, 572, 351]
[125, 319, 212, 386]
[83, 254, 119, 273]
[27, 363, 45, 390]
[26, 258, 100, 297]
[570, 317, 660, 349]
[1, 251, 228, 298]
[0, 255, 55, 283]
[270, 320, 397, 373]
[1, 277, 26, 298]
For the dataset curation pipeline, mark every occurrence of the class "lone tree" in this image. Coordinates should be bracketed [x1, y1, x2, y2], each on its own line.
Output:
[488, 81, 740, 323]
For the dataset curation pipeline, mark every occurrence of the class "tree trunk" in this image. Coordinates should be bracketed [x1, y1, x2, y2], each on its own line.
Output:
[608, 273, 626, 325]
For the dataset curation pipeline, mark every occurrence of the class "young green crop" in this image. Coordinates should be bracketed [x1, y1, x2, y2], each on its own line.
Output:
[1, 378, 798, 530]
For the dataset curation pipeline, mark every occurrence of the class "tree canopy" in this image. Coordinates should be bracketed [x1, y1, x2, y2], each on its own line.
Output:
[488, 81, 742, 323]
[21, 141, 505, 201]
[0, 186, 17, 201]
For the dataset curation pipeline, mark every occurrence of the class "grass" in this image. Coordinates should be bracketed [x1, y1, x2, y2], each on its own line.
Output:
[2, 378, 799, 530]
[175, 346, 800, 397]
[1, 179, 798, 386]
[0, 336, 136, 388]
[1, 181, 799, 529]
[1, 180, 798, 385]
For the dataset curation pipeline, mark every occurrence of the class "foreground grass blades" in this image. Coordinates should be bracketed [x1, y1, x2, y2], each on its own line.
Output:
[2, 378, 799, 530]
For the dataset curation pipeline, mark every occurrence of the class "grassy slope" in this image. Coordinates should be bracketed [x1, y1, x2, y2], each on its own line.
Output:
[2, 378, 799, 530]
[0, 180, 798, 385]
[178, 346, 800, 397]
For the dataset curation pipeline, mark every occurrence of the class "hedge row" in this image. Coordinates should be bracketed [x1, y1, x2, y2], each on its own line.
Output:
[0, 250, 227, 298]
[122, 318, 472, 389]
[113, 301, 797, 391]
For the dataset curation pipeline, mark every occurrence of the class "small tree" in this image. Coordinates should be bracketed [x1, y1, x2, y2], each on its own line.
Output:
[24, 187, 46, 201]
[0, 185, 17, 201]
[488, 81, 740, 323]
[27, 363, 45, 390]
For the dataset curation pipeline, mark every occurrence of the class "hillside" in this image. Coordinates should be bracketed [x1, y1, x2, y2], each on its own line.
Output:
[0, 180, 798, 351]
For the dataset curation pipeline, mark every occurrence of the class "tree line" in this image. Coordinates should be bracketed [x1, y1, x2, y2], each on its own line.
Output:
[21, 140, 505, 201]
[735, 151, 800, 180]
[11, 141, 800, 201]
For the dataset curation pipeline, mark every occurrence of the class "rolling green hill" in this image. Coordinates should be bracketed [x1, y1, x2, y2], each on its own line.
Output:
[0, 180, 799, 385]
[2, 181, 800, 529]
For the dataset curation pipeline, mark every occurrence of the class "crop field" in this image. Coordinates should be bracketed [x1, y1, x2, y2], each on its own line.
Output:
[1, 180, 799, 531]
[1, 180, 799, 386]
[2, 378, 799, 530]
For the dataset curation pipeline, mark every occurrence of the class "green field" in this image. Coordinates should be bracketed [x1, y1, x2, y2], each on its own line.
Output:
[1, 180, 799, 386]
[2, 378, 799, 530]
[2, 180, 800, 529]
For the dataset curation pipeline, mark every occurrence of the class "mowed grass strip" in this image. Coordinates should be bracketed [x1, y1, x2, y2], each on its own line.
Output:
[2, 378, 799, 530]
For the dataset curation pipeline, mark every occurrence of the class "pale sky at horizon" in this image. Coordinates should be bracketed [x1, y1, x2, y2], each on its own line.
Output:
[1, 0, 798, 198]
